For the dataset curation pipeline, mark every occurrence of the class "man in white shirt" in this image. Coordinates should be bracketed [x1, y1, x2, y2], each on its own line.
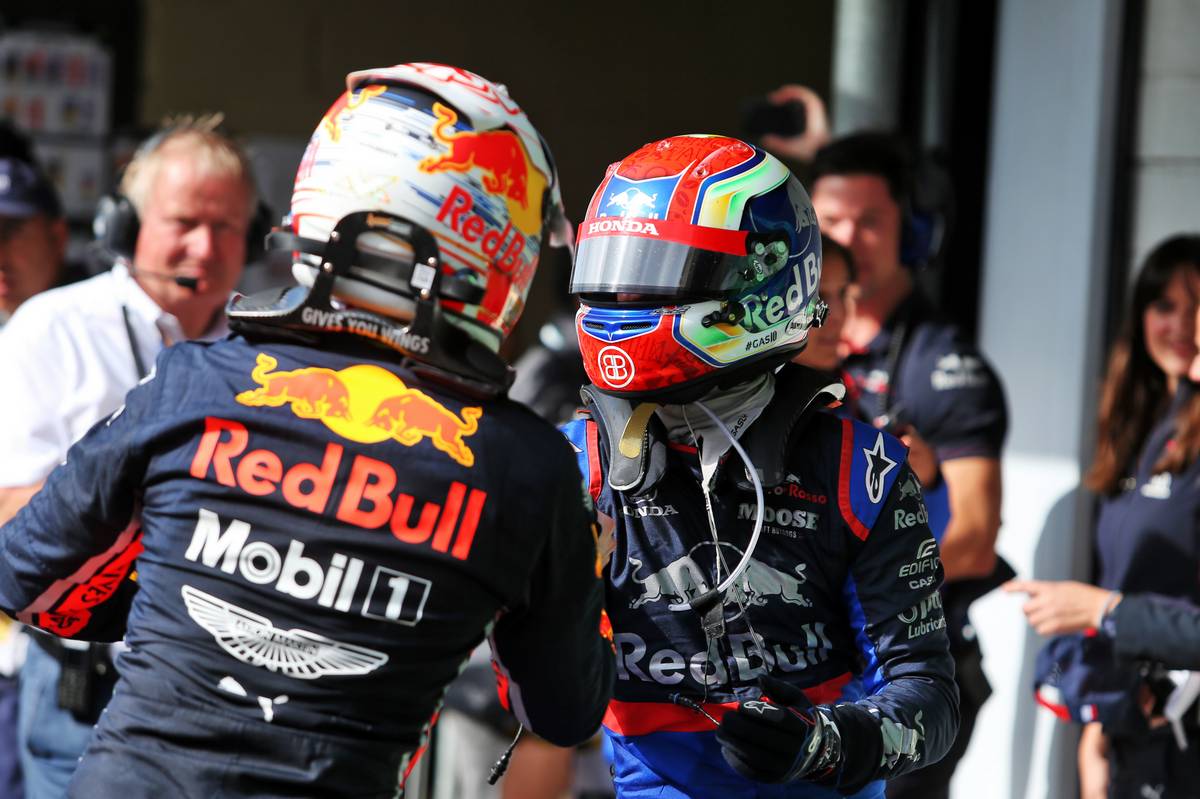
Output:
[0, 117, 258, 799]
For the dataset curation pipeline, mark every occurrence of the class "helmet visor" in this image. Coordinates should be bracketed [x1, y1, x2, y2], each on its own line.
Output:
[571, 235, 760, 297]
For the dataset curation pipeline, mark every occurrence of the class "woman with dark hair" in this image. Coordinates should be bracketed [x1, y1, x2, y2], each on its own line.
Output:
[1008, 234, 1200, 799]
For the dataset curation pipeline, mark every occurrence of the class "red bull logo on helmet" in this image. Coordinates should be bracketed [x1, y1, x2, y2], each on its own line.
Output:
[738, 253, 819, 333]
[236, 353, 481, 467]
[419, 102, 547, 237]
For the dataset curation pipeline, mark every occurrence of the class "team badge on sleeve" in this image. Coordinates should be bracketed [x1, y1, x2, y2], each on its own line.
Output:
[837, 419, 908, 540]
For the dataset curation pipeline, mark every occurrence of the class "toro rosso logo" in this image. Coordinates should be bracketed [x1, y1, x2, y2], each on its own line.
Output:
[596, 174, 681, 220]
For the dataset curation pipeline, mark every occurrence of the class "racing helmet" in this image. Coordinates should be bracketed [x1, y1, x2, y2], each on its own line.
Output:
[228, 63, 567, 393]
[571, 135, 824, 403]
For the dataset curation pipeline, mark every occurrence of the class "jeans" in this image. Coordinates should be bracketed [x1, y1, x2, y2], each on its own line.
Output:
[0, 675, 21, 799]
[18, 641, 114, 799]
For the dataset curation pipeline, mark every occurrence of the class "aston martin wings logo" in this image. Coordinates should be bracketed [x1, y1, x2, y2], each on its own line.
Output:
[863, 432, 898, 504]
[182, 585, 388, 680]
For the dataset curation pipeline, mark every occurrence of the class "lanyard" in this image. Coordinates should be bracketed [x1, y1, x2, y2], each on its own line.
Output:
[120, 305, 150, 381]
[871, 306, 911, 429]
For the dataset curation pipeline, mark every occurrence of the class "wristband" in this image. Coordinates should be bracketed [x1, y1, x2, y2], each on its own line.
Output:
[1094, 590, 1121, 632]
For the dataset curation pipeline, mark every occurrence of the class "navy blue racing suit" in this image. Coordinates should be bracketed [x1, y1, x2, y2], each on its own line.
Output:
[0, 336, 613, 798]
[562, 381, 958, 798]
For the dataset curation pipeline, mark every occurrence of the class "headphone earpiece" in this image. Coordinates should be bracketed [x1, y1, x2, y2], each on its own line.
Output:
[91, 192, 273, 263]
[898, 156, 951, 269]
[92, 193, 141, 259]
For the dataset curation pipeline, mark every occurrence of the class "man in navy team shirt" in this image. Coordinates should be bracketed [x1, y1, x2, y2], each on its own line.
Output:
[809, 133, 1009, 799]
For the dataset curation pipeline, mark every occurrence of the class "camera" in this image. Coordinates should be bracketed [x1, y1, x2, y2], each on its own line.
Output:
[741, 98, 807, 139]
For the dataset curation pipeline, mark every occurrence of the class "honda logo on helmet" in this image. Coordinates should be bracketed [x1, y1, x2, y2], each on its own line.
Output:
[598, 346, 635, 388]
[587, 219, 660, 236]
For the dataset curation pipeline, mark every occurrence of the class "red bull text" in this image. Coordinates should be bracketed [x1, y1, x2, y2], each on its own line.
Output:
[189, 417, 486, 560]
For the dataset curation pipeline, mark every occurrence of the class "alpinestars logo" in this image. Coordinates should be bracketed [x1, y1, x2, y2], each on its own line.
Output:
[873, 708, 925, 769]
[182, 585, 389, 680]
[863, 432, 898, 504]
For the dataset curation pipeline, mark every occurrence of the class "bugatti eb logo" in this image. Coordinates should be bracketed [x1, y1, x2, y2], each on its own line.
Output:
[598, 346, 635, 388]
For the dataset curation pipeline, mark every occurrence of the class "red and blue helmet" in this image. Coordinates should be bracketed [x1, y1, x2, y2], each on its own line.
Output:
[570, 135, 823, 402]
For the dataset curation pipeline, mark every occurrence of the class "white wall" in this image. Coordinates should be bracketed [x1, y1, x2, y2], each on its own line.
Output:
[1131, 0, 1200, 265]
[958, 1, 1126, 798]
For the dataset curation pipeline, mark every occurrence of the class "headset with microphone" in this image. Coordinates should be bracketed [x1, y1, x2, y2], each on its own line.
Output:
[90, 126, 272, 290]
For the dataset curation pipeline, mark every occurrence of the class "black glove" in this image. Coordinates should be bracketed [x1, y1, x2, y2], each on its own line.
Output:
[716, 675, 842, 784]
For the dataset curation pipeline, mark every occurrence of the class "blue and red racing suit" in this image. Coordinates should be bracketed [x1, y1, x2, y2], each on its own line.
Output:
[562, 375, 958, 798]
[0, 336, 613, 798]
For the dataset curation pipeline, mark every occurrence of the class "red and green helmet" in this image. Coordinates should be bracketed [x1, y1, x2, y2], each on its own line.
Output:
[570, 135, 824, 403]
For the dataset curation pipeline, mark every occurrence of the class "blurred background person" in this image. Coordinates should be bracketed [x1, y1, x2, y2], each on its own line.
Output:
[1007, 580, 1200, 670]
[0, 156, 68, 326]
[791, 234, 855, 375]
[0, 129, 69, 799]
[786, 233, 941, 492]
[808, 132, 1009, 799]
[1007, 234, 1200, 799]
[0, 116, 258, 799]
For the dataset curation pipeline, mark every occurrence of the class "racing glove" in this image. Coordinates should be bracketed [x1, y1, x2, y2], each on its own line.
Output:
[715, 675, 843, 784]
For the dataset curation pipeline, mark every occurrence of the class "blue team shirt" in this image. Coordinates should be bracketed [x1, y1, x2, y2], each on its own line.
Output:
[1095, 381, 1200, 602]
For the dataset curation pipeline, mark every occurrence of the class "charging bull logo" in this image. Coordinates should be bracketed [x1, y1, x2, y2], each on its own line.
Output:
[606, 188, 658, 217]
[627, 542, 810, 612]
[730, 561, 811, 609]
[236, 353, 481, 467]
[421, 103, 530, 207]
[236, 355, 352, 420]
[898, 473, 922, 502]
[419, 102, 547, 236]
[367, 394, 481, 467]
